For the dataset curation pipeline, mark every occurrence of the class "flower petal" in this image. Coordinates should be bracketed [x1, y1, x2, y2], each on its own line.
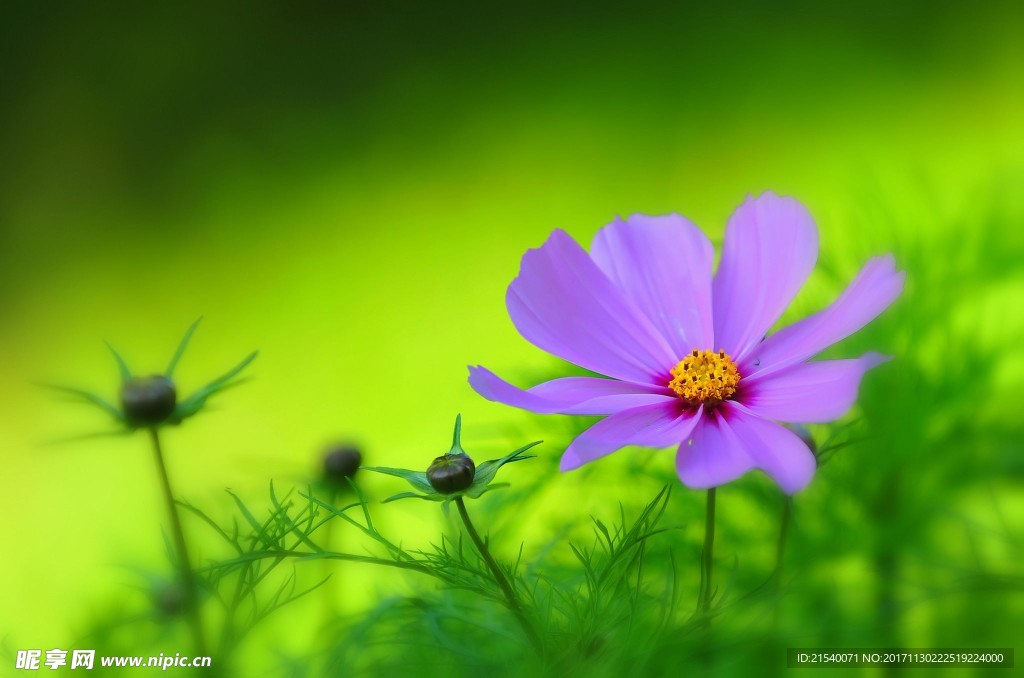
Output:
[507, 230, 678, 383]
[675, 403, 816, 493]
[711, 192, 819, 361]
[589, 214, 715, 355]
[674, 408, 754, 490]
[741, 353, 889, 423]
[725, 404, 817, 494]
[743, 255, 905, 376]
[468, 365, 674, 416]
[560, 402, 700, 471]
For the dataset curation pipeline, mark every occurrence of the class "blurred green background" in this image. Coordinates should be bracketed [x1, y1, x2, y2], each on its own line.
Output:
[1, 1, 1021, 675]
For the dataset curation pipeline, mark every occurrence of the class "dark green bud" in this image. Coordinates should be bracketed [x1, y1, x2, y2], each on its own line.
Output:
[427, 453, 476, 494]
[152, 581, 185, 617]
[120, 375, 176, 427]
[323, 444, 362, 482]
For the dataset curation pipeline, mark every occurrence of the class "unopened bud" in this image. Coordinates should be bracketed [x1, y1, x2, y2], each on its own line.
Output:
[426, 453, 476, 494]
[323, 444, 362, 482]
[152, 581, 185, 617]
[120, 375, 176, 427]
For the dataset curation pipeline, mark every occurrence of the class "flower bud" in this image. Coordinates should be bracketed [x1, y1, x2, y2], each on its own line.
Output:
[152, 581, 185, 617]
[426, 453, 476, 494]
[120, 375, 177, 427]
[323, 444, 362, 482]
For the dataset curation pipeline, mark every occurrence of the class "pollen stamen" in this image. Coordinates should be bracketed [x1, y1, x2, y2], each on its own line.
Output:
[668, 349, 740, 406]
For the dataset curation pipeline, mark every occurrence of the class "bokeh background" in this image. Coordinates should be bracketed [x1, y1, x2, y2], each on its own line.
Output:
[1, 1, 1021, 675]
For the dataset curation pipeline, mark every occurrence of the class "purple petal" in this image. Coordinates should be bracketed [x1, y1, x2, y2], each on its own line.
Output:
[711, 193, 819, 361]
[561, 402, 700, 471]
[740, 353, 889, 423]
[676, 403, 816, 493]
[675, 407, 754, 489]
[507, 230, 677, 384]
[725, 403, 817, 493]
[589, 214, 715, 355]
[743, 255, 905, 376]
[468, 365, 674, 416]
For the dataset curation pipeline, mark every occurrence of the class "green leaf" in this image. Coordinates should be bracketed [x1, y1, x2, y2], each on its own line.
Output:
[382, 491, 446, 504]
[449, 413, 466, 455]
[177, 499, 242, 553]
[362, 466, 436, 495]
[465, 440, 541, 496]
[39, 383, 126, 423]
[172, 350, 258, 422]
[385, 480, 510, 503]
[463, 482, 510, 500]
[593, 517, 613, 552]
[227, 489, 271, 547]
[166, 317, 202, 379]
[41, 429, 133, 446]
[104, 342, 133, 382]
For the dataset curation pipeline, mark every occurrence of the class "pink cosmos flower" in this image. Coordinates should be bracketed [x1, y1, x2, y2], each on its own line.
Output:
[468, 193, 904, 494]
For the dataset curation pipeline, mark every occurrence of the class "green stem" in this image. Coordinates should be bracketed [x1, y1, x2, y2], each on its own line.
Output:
[202, 550, 442, 578]
[772, 495, 793, 631]
[454, 496, 542, 653]
[775, 496, 793, 579]
[149, 428, 206, 656]
[320, 487, 341, 626]
[699, 488, 716, 618]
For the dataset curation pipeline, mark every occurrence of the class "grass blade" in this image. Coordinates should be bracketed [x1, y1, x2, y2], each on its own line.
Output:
[166, 317, 202, 379]
[104, 341, 132, 382]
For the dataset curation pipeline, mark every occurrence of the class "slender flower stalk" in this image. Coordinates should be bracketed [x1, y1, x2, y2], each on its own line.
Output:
[774, 423, 810, 582]
[149, 428, 206, 655]
[319, 485, 341, 626]
[775, 496, 793, 579]
[318, 445, 362, 629]
[454, 496, 542, 653]
[772, 495, 794, 631]
[699, 488, 716, 619]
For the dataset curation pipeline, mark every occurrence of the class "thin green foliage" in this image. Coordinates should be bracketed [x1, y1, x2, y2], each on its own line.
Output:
[165, 317, 203, 379]
[104, 341, 133, 382]
[168, 468, 689, 676]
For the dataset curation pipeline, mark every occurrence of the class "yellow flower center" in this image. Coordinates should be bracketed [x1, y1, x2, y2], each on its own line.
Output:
[668, 349, 741, 406]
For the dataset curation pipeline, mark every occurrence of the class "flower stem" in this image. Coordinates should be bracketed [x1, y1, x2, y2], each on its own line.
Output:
[699, 488, 716, 619]
[454, 496, 542, 653]
[772, 495, 793, 631]
[320, 487, 341, 626]
[148, 428, 206, 656]
[775, 496, 793, 579]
